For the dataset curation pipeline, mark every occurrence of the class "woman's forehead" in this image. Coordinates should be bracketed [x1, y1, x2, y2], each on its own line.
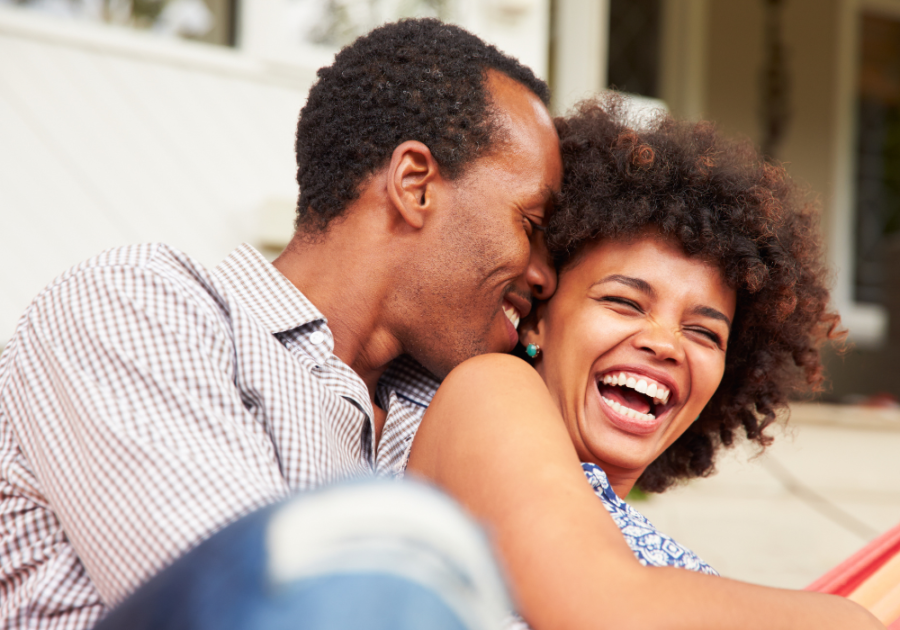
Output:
[560, 233, 734, 308]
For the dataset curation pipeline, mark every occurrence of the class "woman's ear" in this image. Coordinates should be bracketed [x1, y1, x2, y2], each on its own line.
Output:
[518, 301, 548, 348]
[385, 140, 441, 230]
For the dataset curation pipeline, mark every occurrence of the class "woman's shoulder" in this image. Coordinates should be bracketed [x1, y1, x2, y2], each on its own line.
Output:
[439, 352, 544, 393]
[428, 353, 554, 431]
[408, 352, 572, 480]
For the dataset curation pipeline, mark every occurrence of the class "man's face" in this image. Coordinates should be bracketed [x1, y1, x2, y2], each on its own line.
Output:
[403, 72, 563, 379]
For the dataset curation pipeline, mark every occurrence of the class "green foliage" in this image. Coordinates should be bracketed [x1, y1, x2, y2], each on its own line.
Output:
[132, 0, 166, 24]
[625, 486, 649, 502]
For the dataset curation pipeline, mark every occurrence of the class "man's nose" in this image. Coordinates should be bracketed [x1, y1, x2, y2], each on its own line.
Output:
[525, 233, 557, 300]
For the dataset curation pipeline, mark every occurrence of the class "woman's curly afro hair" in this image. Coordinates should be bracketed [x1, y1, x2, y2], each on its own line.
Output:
[295, 18, 549, 232]
[549, 96, 843, 493]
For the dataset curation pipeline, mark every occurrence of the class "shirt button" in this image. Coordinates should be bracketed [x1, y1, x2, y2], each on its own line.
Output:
[309, 331, 326, 345]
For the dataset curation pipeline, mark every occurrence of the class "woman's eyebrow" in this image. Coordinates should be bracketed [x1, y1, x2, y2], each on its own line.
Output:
[691, 306, 732, 328]
[593, 274, 655, 296]
[593, 275, 733, 328]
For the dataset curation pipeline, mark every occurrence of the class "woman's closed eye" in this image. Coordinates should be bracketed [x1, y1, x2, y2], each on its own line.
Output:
[600, 296, 644, 313]
[686, 326, 725, 349]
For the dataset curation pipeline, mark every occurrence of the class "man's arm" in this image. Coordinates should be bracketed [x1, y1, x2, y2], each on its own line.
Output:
[407, 353, 884, 629]
[2, 255, 290, 606]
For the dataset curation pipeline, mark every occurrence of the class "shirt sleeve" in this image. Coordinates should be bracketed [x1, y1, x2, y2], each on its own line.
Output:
[3, 258, 291, 607]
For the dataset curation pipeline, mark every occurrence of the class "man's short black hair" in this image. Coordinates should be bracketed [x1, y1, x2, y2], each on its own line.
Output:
[294, 18, 550, 232]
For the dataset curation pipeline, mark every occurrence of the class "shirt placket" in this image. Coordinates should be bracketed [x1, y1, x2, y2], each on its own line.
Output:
[296, 323, 377, 466]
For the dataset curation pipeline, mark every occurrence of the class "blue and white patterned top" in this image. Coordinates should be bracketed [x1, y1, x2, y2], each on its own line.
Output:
[582, 462, 718, 575]
[503, 463, 718, 629]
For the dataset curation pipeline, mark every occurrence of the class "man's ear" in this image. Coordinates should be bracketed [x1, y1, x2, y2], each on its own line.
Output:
[386, 140, 441, 230]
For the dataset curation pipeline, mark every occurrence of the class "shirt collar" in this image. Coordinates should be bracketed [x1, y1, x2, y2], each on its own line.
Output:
[213, 243, 324, 334]
[214, 243, 442, 409]
[378, 354, 441, 408]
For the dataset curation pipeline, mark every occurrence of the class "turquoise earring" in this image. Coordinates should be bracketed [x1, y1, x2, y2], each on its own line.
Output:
[525, 343, 541, 359]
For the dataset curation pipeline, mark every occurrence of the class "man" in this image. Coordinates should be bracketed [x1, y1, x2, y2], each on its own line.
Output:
[0, 18, 562, 629]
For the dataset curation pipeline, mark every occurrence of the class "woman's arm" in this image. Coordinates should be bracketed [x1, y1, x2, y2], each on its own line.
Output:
[407, 354, 884, 630]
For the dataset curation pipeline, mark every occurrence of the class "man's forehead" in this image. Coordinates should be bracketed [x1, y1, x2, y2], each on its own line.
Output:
[484, 70, 555, 134]
[483, 71, 561, 180]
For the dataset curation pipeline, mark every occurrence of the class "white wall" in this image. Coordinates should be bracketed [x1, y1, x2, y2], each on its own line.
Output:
[552, 0, 608, 115]
[0, 6, 314, 343]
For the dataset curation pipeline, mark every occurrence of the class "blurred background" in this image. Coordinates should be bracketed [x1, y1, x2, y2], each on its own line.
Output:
[1, 0, 898, 591]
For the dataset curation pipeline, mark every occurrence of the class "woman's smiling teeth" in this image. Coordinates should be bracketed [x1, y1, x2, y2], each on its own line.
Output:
[502, 303, 521, 329]
[600, 372, 670, 405]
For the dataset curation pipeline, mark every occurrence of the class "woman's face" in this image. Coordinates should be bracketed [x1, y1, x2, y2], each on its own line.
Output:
[523, 233, 736, 493]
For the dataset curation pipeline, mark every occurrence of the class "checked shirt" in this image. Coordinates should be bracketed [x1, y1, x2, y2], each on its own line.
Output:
[0, 243, 439, 629]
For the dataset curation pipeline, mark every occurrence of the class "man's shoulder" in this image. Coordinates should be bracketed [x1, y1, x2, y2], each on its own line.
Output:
[47, 243, 209, 290]
[27, 243, 223, 311]
[3, 244, 231, 365]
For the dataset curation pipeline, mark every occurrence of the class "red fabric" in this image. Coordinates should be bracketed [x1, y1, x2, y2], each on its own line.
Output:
[806, 524, 900, 597]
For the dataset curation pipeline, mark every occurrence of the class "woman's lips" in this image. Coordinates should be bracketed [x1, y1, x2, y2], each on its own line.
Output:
[593, 367, 679, 436]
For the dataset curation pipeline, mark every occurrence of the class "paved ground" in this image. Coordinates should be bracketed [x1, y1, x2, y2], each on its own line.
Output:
[635, 403, 900, 589]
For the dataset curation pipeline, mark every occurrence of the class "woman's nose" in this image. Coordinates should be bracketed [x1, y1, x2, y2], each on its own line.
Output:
[634, 321, 686, 363]
[525, 233, 557, 300]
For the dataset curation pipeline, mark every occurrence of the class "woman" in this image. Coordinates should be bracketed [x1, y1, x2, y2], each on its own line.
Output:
[406, 98, 885, 629]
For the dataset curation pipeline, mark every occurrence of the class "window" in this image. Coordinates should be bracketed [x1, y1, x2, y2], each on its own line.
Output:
[290, 0, 450, 49]
[1, 0, 237, 46]
[854, 11, 900, 306]
[607, 0, 661, 98]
